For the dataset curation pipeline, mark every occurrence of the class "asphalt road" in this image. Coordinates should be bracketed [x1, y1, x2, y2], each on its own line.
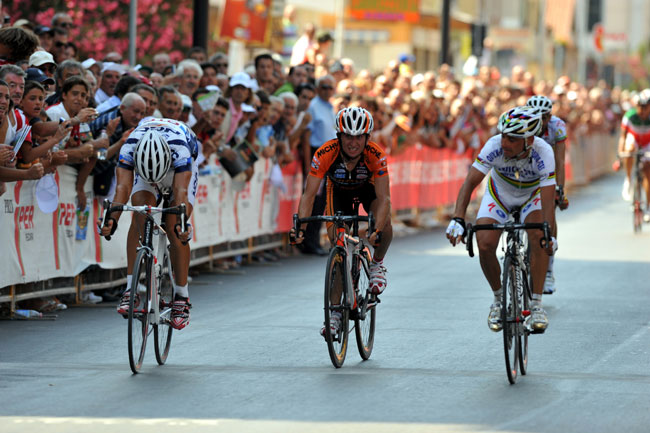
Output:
[1, 172, 649, 433]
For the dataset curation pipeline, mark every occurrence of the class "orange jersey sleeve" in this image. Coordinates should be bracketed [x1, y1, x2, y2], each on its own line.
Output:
[309, 139, 339, 178]
[364, 141, 389, 179]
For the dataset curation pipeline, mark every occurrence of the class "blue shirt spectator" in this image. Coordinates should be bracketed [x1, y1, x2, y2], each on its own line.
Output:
[307, 75, 336, 149]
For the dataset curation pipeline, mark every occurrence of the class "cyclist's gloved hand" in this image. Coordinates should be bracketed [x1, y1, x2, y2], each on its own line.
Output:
[290, 227, 304, 245]
[175, 223, 193, 244]
[556, 186, 569, 210]
[369, 230, 382, 247]
[446, 217, 466, 246]
[97, 217, 117, 239]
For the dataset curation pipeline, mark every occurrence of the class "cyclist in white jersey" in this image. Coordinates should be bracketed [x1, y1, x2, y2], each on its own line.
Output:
[99, 118, 199, 330]
[446, 106, 556, 333]
[526, 95, 568, 294]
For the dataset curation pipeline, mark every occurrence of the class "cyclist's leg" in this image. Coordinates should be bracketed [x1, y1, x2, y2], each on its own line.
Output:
[475, 183, 508, 294]
[522, 209, 548, 297]
[166, 164, 198, 293]
[641, 156, 650, 209]
[325, 182, 349, 304]
[367, 189, 392, 262]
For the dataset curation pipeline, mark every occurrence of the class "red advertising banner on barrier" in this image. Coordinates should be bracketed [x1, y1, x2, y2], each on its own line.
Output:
[219, 0, 271, 44]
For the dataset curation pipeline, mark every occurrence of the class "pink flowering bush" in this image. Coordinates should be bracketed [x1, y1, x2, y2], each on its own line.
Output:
[10, 0, 193, 63]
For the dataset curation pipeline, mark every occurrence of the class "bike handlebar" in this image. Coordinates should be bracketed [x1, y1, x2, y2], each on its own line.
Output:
[466, 221, 550, 258]
[100, 199, 187, 242]
[292, 213, 375, 243]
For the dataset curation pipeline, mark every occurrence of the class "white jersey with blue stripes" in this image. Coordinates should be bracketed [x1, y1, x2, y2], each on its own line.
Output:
[119, 117, 199, 173]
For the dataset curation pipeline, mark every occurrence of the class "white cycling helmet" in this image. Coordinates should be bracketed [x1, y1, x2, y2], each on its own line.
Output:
[134, 129, 172, 183]
[335, 107, 374, 136]
[526, 95, 553, 114]
[637, 89, 650, 106]
[497, 106, 542, 139]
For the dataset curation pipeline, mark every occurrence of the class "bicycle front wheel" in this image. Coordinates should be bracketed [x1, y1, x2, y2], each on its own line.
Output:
[324, 246, 349, 368]
[354, 248, 375, 360]
[128, 249, 151, 374]
[154, 247, 174, 365]
[502, 255, 520, 384]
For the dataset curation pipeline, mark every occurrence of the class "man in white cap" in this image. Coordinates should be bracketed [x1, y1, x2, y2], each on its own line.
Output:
[29, 51, 57, 78]
[221, 72, 253, 143]
[81, 58, 101, 79]
[95, 62, 123, 105]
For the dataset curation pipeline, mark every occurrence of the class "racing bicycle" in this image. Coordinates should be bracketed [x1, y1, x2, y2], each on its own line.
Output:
[466, 207, 550, 384]
[631, 149, 650, 233]
[100, 194, 187, 374]
[293, 203, 378, 368]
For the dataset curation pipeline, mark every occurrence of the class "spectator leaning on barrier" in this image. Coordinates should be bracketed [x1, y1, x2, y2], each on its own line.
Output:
[17, 80, 68, 172]
[46, 76, 100, 208]
[92, 92, 146, 198]
[0, 80, 44, 195]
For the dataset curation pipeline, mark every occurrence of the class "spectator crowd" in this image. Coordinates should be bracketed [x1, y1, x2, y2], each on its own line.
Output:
[0, 12, 631, 311]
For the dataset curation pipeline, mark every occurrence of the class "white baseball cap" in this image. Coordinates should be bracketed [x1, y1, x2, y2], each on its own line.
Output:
[229, 72, 252, 89]
[29, 51, 56, 68]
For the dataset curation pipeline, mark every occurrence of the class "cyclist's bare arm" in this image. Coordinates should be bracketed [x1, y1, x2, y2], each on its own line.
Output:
[555, 139, 566, 189]
[293, 174, 321, 242]
[452, 167, 486, 220]
[99, 167, 134, 236]
[540, 184, 556, 254]
[372, 175, 392, 232]
[171, 170, 193, 242]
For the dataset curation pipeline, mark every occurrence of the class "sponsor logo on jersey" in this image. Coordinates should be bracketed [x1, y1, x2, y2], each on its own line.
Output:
[316, 143, 337, 159]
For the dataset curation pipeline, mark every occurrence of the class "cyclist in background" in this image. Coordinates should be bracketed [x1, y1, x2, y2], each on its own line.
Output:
[446, 106, 556, 333]
[618, 89, 650, 222]
[292, 107, 393, 337]
[99, 118, 197, 330]
[526, 95, 568, 294]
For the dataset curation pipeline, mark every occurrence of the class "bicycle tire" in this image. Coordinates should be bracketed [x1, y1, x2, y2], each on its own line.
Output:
[324, 246, 349, 368]
[502, 255, 520, 384]
[519, 264, 531, 375]
[128, 249, 151, 374]
[518, 233, 531, 375]
[633, 173, 643, 233]
[154, 247, 174, 365]
[354, 247, 375, 360]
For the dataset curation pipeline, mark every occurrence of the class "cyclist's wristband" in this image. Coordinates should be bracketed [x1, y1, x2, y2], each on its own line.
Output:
[452, 217, 466, 232]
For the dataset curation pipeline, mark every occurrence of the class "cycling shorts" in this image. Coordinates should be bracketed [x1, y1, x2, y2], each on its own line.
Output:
[131, 159, 199, 206]
[325, 181, 376, 228]
[476, 177, 542, 224]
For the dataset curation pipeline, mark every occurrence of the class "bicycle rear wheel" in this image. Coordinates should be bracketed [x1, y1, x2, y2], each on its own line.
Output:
[129, 249, 151, 374]
[633, 173, 643, 233]
[324, 246, 349, 368]
[354, 248, 375, 360]
[154, 247, 174, 365]
[502, 255, 520, 384]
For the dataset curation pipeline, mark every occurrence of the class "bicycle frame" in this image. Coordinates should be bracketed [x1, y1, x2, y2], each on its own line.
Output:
[101, 199, 186, 327]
